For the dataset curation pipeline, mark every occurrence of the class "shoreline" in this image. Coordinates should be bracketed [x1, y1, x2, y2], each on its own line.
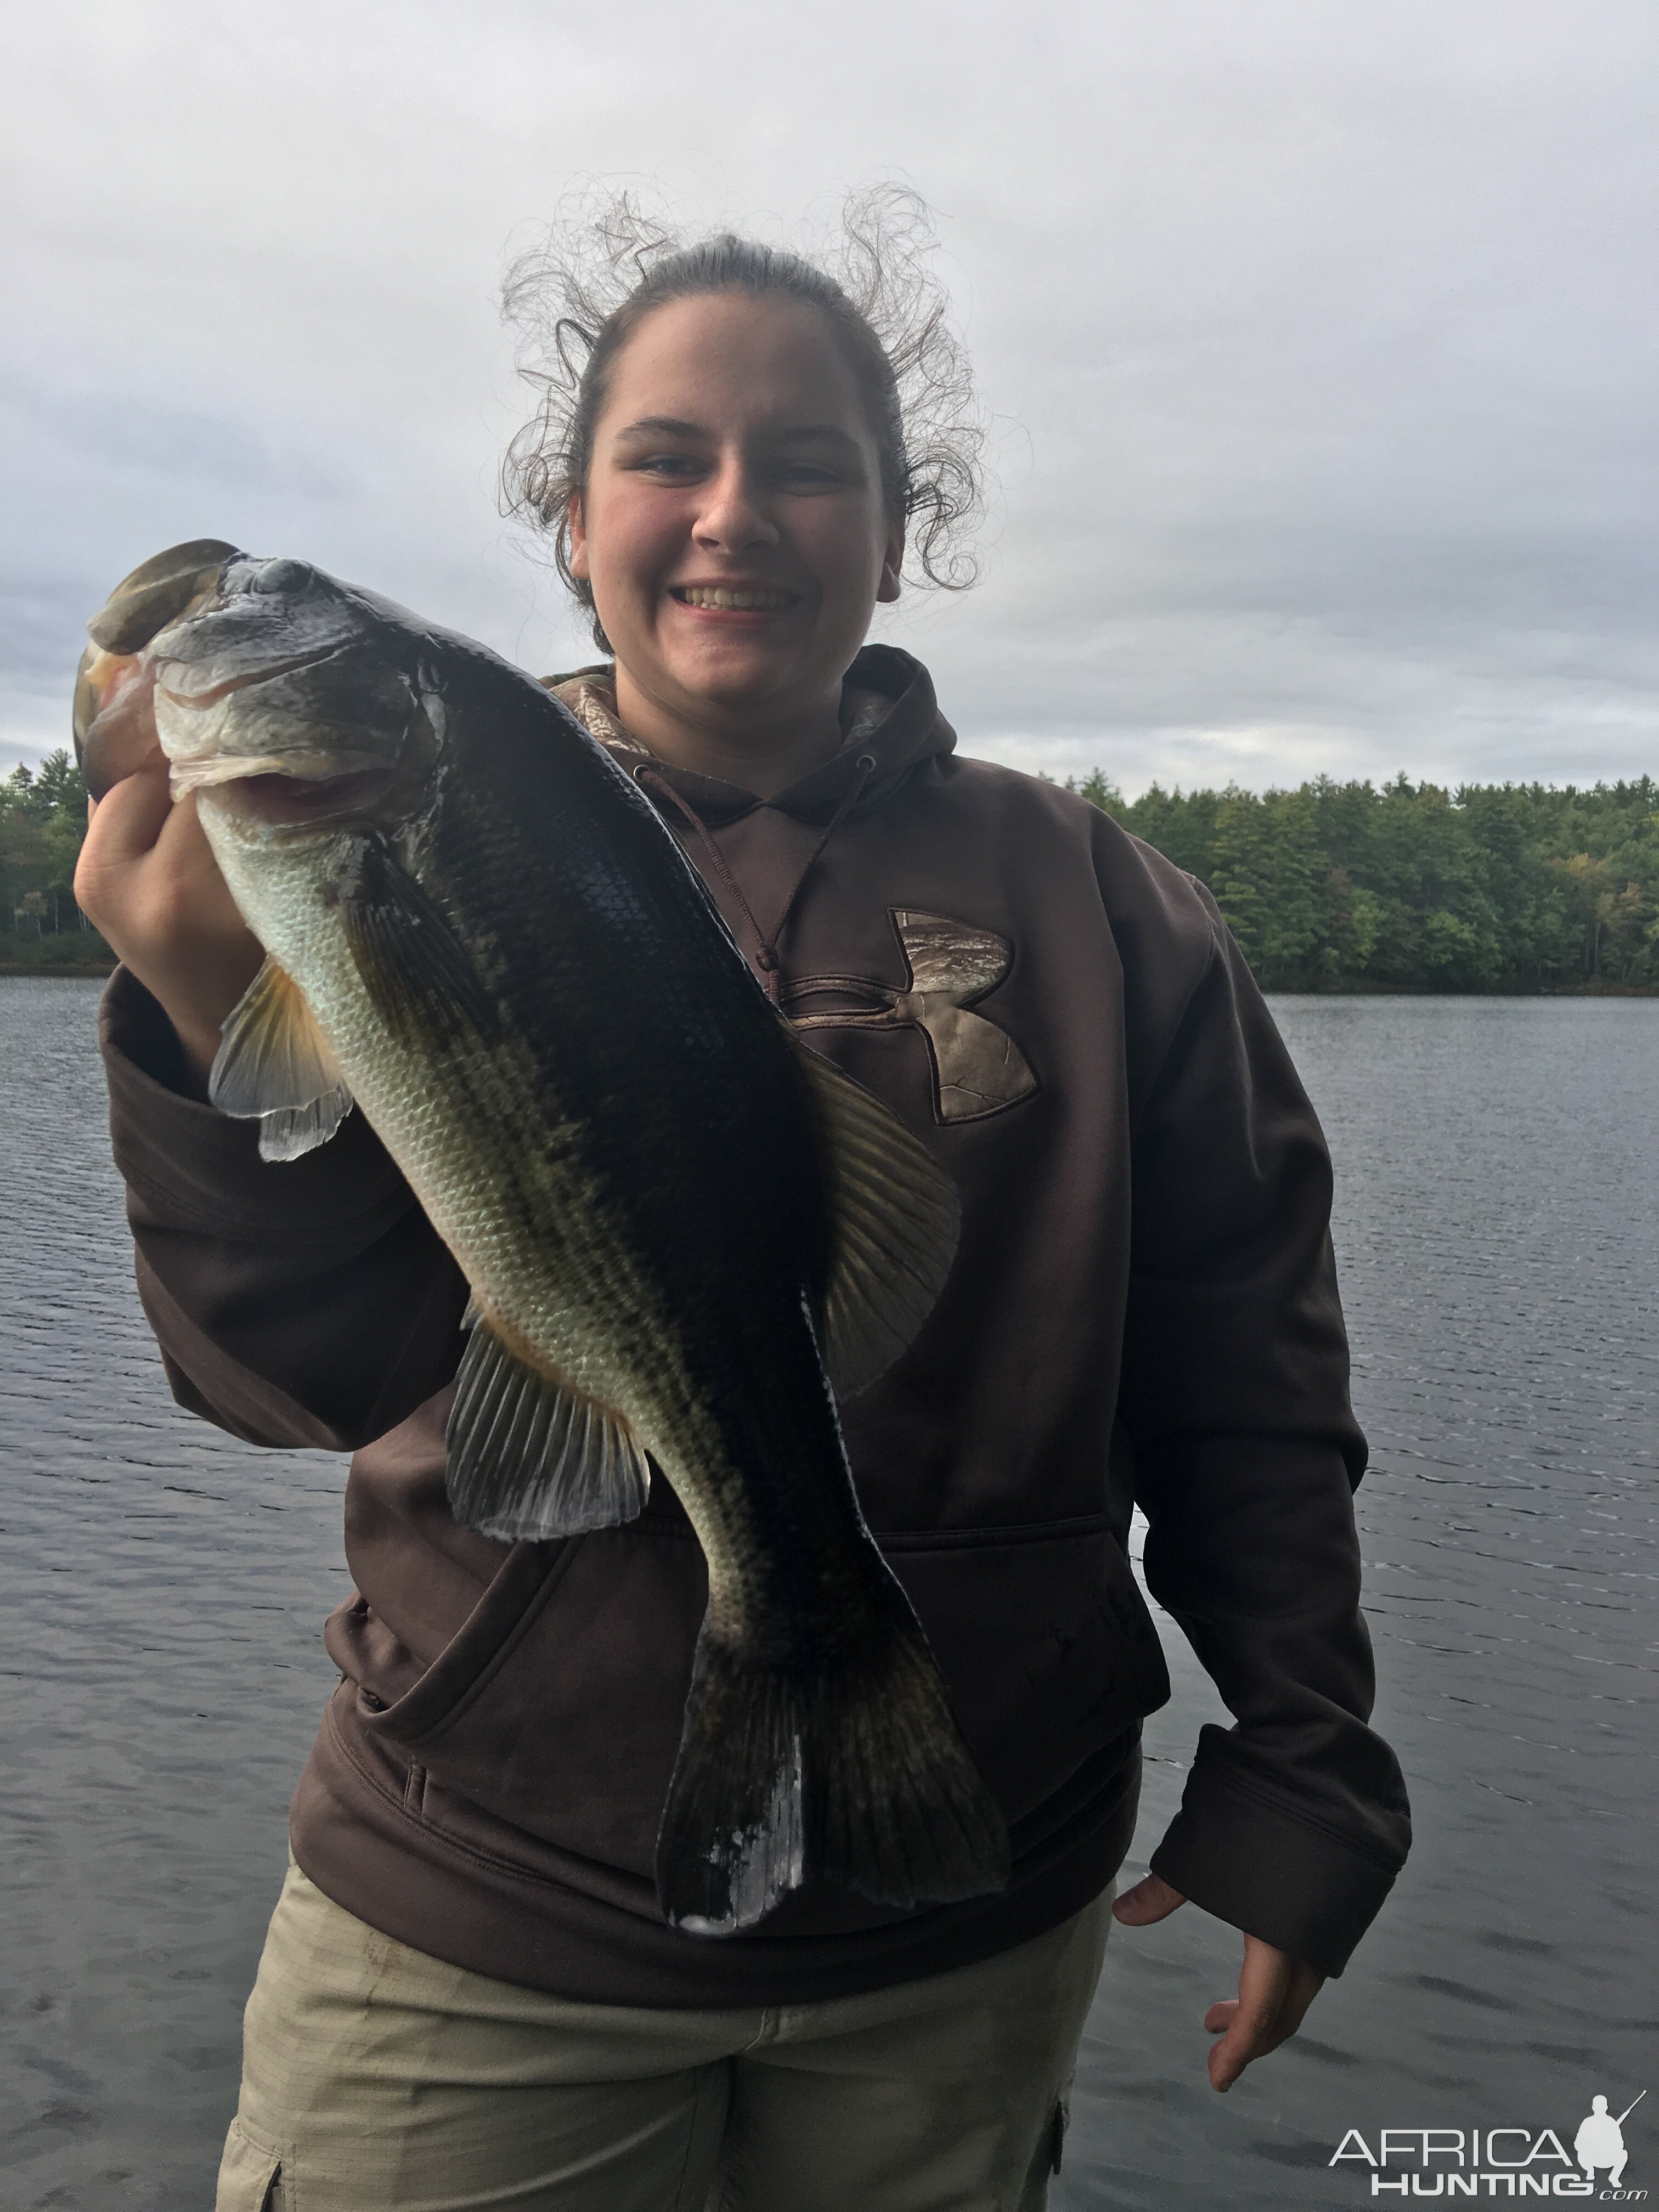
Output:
[1267, 979, 1659, 1000]
[0, 957, 117, 978]
[0, 956, 1652, 1000]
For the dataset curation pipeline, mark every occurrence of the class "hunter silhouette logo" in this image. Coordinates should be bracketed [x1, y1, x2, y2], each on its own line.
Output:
[1329, 2089, 1645, 2198]
[1577, 2096, 1643, 2192]
[786, 909, 1038, 1124]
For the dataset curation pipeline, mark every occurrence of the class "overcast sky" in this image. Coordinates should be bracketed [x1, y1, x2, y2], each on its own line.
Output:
[4, 0, 1655, 794]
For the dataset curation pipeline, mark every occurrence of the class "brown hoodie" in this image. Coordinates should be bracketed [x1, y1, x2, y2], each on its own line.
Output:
[100, 644, 1409, 2005]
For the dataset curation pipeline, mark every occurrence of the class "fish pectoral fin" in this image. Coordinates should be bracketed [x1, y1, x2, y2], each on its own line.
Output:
[789, 1032, 962, 1400]
[445, 1312, 650, 1539]
[338, 841, 494, 1052]
[210, 956, 353, 1163]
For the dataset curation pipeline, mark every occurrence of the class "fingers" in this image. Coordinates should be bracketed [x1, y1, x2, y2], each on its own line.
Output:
[1206, 1939, 1325, 2092]
[76, 761, 178, 938]
[1207, 1955, 1288, 2092]
[1109, 1883, 1326, 2091]
[80, 758, 176, 873]
[1111, 1872, 1187, 1927]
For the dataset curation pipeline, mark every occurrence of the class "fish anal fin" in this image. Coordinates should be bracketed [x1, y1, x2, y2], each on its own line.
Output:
[445, 1311, 650, 1539]
[209, 955, 353, 1161]
[337, 840, 494, 1053]
[788, 1031, 961, 1400]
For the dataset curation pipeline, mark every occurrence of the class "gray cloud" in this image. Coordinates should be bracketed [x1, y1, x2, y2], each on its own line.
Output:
[5, 0, 1655, 791]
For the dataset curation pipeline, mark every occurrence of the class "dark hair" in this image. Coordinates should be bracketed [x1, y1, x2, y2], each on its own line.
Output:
[500, 184, 984, 650]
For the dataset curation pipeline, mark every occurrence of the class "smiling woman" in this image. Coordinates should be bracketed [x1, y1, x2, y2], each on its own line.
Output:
[565, 292, 904, 793]
[74, 183, 1409, 2212]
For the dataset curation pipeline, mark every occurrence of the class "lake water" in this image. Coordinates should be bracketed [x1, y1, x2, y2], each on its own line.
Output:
[2, 979, 1654, 2211]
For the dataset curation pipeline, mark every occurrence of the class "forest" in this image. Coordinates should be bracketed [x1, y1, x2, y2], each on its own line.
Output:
[1077, 770, 1659, 992]
[0, 750, 105, 966]
[3, 747, 1656, 991]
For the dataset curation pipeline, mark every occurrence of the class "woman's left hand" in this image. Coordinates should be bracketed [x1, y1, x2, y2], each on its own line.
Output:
[1111, 1872, 1326, 2091]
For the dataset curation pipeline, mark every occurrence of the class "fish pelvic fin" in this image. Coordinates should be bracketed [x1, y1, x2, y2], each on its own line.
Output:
[445, 1310, 650, 1539]
[789, 1034, 961, 1400]
[656, 1582, 1010, 1937]
[210, 955, 353, 1162]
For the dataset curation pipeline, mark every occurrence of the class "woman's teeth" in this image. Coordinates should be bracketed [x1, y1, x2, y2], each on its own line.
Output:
[676, 586, 793, 611]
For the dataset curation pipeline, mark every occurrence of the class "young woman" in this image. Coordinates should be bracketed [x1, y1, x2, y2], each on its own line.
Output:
[77, 196, 1410, 2212]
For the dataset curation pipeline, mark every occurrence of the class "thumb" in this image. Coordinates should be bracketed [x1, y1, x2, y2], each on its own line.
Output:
[1112, 1872, 1187, 1927]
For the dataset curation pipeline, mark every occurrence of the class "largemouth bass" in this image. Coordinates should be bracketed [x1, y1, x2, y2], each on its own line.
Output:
[75, 541, 1010, 1934]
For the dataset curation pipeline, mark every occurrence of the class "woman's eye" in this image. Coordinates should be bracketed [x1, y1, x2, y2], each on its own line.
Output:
[634, 454, 706, 479]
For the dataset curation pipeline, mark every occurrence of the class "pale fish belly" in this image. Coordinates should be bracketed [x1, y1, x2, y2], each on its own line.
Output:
[199, 808, 689, 1431]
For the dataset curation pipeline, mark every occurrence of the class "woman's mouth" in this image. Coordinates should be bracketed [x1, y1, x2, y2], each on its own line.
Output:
[670, 585, 799, 613]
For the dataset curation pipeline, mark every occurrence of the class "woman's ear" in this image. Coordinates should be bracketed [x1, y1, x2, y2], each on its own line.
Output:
[877, 517, 905, 605]
[567, 491, 590, 584]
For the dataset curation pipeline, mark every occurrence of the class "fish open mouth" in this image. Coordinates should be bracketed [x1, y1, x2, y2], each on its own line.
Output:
[226, 765, 406, 825]
[172, 752, 405, 827]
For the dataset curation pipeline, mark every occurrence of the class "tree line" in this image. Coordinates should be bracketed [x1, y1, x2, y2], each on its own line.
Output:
[4, 744, 1657, 992]
[1, 750, 102, 950]
[1074, 770, 1658, 992]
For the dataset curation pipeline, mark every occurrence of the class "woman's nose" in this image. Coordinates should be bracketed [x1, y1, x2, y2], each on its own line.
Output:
[692, 461, 778, 552]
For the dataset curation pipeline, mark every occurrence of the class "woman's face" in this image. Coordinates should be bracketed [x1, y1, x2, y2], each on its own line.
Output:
[568, 292, 904, 740]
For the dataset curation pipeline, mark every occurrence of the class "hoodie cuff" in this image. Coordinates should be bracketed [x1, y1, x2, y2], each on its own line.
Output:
[1148, 1732, 1403, 1980]
[100, 967, 410, 1245]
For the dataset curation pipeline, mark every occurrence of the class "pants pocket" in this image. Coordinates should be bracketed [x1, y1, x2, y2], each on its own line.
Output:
[1048, 2083, 1071, 2174]
[216, 2117, 283, 2212]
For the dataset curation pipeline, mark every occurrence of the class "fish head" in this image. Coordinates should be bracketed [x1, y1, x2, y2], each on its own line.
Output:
[75, 544, 443, 840]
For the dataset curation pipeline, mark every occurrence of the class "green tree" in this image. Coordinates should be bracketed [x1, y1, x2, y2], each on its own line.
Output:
[1207, 788, 1328, 987]
[1, 750, 94, 935]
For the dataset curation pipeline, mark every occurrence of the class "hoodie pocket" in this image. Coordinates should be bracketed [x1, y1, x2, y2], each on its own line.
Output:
[342, 1511, 1164, 1882]
[326, 1533, 575, 1744]
[883, 1519, 1170, 1826]
[353, 1518, 709, 1880]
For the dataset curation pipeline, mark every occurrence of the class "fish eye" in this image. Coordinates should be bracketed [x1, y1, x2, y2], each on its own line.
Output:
[253, 558, 311, 594]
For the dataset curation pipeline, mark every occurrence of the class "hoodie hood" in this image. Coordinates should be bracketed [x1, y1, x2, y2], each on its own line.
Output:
[543, 645, 957, 828]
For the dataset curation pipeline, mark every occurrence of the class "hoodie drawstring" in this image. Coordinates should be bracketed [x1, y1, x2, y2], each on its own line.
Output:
[636, 753, 877, 1005]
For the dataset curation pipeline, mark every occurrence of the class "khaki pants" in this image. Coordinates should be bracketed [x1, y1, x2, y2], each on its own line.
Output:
[216, 1862, 1110, 2212]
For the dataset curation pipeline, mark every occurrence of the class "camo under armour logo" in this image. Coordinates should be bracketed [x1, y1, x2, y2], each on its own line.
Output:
[785, 910, 1039, 1125]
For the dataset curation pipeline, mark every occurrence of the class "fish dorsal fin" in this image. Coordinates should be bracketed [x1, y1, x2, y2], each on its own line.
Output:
[788, 1031, 961, 1400]
[210, 955, 353, 1163]
[445, 1310, 651, 1539]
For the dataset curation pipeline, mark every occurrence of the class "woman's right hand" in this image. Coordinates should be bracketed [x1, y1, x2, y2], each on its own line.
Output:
[75, 744, 264, 1096]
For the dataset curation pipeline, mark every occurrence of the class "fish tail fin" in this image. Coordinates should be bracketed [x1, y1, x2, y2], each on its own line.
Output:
[656, 1586, 1010, 1937]
[656, 1637, 809, 1937]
